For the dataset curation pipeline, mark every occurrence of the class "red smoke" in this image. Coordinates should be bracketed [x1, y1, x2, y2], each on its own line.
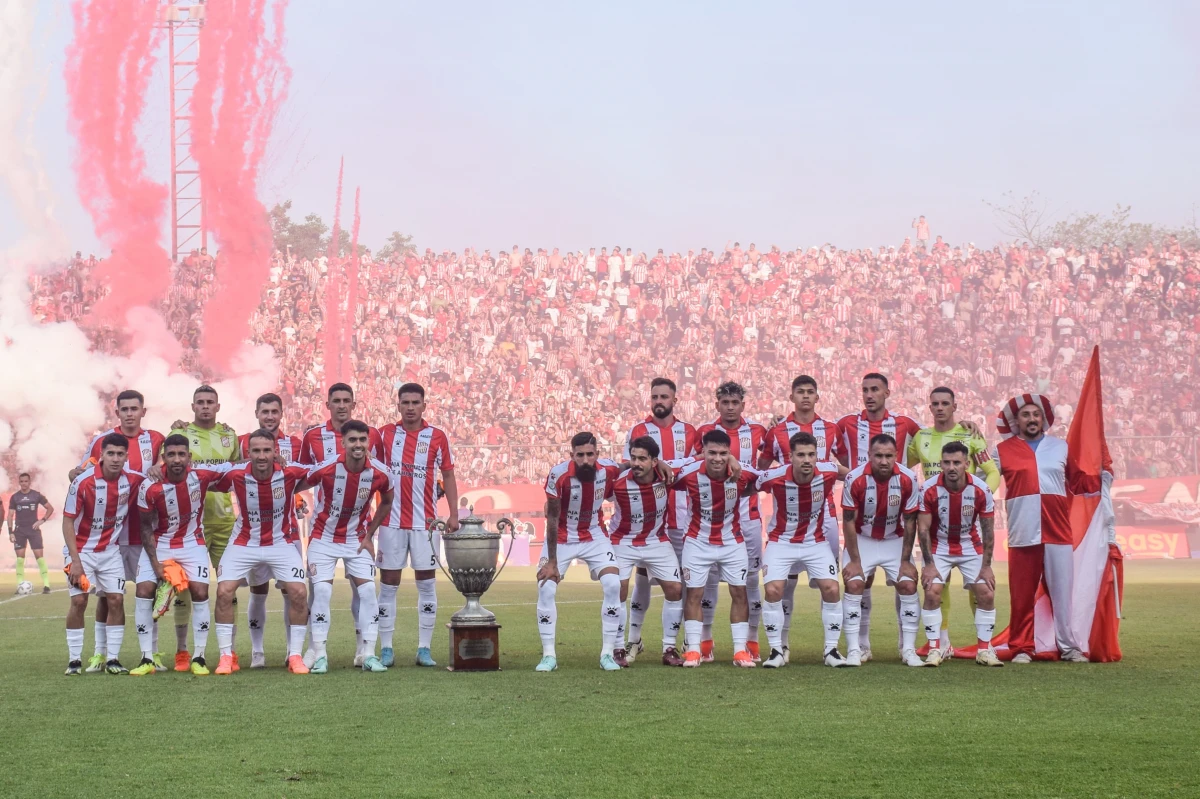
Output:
[342, 185, 362, 383]
[64, 0, 170, 327]
[323, 158, 345, 384]
[194, 0, 291, 373]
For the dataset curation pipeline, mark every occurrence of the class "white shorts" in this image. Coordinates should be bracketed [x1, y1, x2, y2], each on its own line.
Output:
[377, 526, 440, 571]
[64, 546, 126, 597]
[307, 537, 377, 582]
[665, 528, 685, 560]
[743, 519, 763, 573]
[681, 539, 749, 588]
[541, 539, 617, 580]
[931, 551, 985, 587]
[248, 538, 303, 588]
[841, 535, 909, 586]
[614, 539, 681, 583]
[823, 514, 841, 560]
[217, 543, 306, 585]
[764, 539, 839, 586]
[135, 544, 212, 586]
[120, 544, 141, 581]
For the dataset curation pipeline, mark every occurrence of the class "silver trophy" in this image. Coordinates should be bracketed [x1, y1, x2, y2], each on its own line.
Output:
[431, 512, 515, 627]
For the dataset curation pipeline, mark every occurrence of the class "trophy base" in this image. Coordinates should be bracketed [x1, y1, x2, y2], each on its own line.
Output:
[446, 623, 501, 671]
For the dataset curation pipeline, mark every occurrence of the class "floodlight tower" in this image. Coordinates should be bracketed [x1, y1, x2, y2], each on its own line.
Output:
[159, 2, 207, 262]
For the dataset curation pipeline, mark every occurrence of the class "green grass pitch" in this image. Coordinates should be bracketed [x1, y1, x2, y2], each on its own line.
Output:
[0, 562, 1196, 798]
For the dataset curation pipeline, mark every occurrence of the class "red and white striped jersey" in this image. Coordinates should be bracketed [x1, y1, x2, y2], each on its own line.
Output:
[544, 459, 621, 545]
[79, 427, 165, 473]
[841, 463, 920, 540]
[918, 473, 994, 556]
[760, 414, 844, 464]
[608, 472, 670, 546]
[63, 467, 144, 553]
[306, 456, 393, 544]
[137, 466, 233, 549]
[835, 410, 921, 468]
[238, 431, 302, 464]
[215, 464, 310, 548]
[757, 462, 840, 544]
[622, 416, 699, 531]
[373, 421, 455, 530]
[695, 418, 768, 524]
[299, 420, 384, 465]
[670, 460, 759, 546]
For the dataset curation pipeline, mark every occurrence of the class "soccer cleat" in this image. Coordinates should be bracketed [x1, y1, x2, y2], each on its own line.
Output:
[250, 651, 267, 669]
[902, 648, 924, 667]
[599, 653, 621, 671]
[214, 654, 235, 675]
[860, 647, 873, 663]
[825, 649, 850, 668]
[105, 659, 129, 675]
[302, 648, 317, 669]
[975, 648, 1003, 667]
[682, 651, 701, 668]
[661, 647, 685, 667]
[380, 647, 395, 667]
[310, 656, 329, 674]
[86, 654, 105, 673]
[190, 657, 210, 676]
[353, 653, 364, 668]
[287, 655, 310, 674]
[43, 586, 52, 594]
[626, 639, 644, 663]
[924, 648, 944, 668]
[762, 649, 786, 668]
[613, 648, 628, 668]
[939, 638, 954, 660]
[231, 652, 240, 672]
[732, 650, 756, 668]
[65, 660, 83, 676]
[415, 647, 437, 667]
[152, 652, 166, 671]
[700, 639, 715, 663]
[174, 650, 191, 672]
[916, 640, 932, 657]
[152, 580, 175, 620]
[782, 646, 791, 665]
[1011, 653, 1033, 664]
[362, 655, 387, 672]
[535, 655, 558, 672]
[129, 658, 156, 676]
[845, 649, 863, 667]
[1062, 650, 1090, 663]
[747, 640, 761, 662]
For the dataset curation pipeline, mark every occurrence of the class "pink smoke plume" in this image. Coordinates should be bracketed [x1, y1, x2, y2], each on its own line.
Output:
[64, 0, 171, 327]
[194, 0, 291, 373]
[342, 185, 362, 385]
[323, 158, 345, 385]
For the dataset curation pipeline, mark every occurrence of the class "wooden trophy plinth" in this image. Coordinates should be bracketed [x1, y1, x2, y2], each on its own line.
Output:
[446, 623, 501, 671]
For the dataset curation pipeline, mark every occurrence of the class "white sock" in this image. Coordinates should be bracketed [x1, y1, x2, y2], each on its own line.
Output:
[780, 575, 798, 647]
[357, 581, 379, 651]
[922, 607, 944, 646]
[975, 607, 997, 646]
[762, 600, 784, 651]
[599, 572, 621, 656]
[135, 597, 155, 658]
[67, 628, 84, 662]
[248, 592, 268, 654]
[661, 599, 682, 648]
[746, 569, 761, 641]
[288, 622, 306, 657]
[93, 619, 106, 656]
[378, 582, 398, 650]
[350, 580, 363, 654]
[684, 619, 702, 654]
[895, 590, 904, 650]
[731, 620, 749, 654]
[106, 624, 124, 661]
[537, 579, 558, 657]
[174, 592, 191, 651]
[821, 600, 842, 653]
[629, 571, 651, 643]
[311, 581, 333, 657]
[615, 603, 627, 650]
[842, 593, 863, 653]
[216, 622, 234, 656]
[192, 600, 211, 659]
[701, 574, 718, 640]
[899, 593, 920, 651]
[280, 591, 291, 653]
[416, 578, 437, 650]
[860, 588, 873, 650]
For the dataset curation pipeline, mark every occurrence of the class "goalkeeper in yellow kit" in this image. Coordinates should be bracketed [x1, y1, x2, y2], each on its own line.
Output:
[907, 387, 999, 658]
[169, 385, 240, 671]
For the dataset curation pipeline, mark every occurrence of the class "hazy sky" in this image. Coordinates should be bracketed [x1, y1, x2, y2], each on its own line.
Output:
[4, 0, 1198, 257]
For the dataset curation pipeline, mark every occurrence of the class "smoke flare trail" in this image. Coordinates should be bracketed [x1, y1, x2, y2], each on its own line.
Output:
[323, 158, 344, 385]
[341, 185, 362, 385]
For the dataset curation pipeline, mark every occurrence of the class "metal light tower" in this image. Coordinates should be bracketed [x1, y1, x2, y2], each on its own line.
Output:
[160, 3, 207, 262]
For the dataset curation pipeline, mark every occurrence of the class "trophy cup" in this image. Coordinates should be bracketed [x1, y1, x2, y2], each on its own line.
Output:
[430, 512, 515, 671]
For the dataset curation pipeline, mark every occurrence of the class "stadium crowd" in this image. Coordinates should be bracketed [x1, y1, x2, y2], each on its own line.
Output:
[29, 232, 1200, 486]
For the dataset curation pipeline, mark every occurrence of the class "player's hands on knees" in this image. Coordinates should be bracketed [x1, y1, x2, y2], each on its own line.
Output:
[842, 558, 863, 585]
[978, 565, 995, 591]
[899, 560, 919, 587]
[920, 563, 940, 591]
[536, 560, 560, 585]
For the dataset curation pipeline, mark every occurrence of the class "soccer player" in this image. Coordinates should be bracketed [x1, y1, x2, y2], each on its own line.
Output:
[238, 393, 304, 669]
[840, 434, 923, 667]
[170, 385, 239, 672]
[674, 429, 759, 668]
[620, 377, 699, 661]
[912, 442, 1002, 667]
[72, 389, 165, 669]
[609, 436, 687, 667]
[306, 421, 394, 673]
[695, 382, 768, 662]
[907, 386, 1000, 657]
[756, 433, 848, 668]
[994, 395, 1090, 663]
[373, 383, 458, 668]
[210, 429, 313, 675]
[757, 374, 845, 662]
[130, 434, 232, 676]
[8, 473, 54, 593]
[536, 432, 623, 672]
[62, 434, 145, 675]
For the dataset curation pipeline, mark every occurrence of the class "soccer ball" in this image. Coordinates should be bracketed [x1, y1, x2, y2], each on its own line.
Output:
[16, 581, 33, 596]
